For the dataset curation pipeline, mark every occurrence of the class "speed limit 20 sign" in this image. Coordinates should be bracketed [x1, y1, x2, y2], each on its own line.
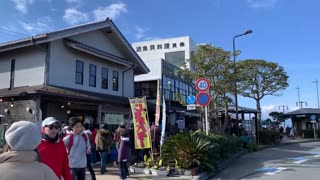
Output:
[195, 78, 210, 92]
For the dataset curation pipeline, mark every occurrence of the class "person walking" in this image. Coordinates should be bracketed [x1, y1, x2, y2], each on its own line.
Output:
[63, 117, 91, 180]
[0, 121, 58, 180]
[95, 123, 112, 174]
[118, 131, 131, 180]
[84, 123, 96, 180]
[38, 117, 72, 180]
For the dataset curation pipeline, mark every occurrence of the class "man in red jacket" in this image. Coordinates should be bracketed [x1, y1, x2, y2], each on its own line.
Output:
[38, 117, 72, 180]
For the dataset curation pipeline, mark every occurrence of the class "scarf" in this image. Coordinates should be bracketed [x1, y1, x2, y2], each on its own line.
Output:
[42, 133, 59, 143]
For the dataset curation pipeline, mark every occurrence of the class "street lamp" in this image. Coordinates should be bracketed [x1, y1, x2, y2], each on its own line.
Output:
[233, 30, 253, 131]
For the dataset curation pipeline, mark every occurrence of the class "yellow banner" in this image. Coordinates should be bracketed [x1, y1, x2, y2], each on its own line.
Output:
[129, 97, 151, 149]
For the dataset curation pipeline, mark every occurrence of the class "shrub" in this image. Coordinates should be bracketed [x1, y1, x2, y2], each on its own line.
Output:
[247, 142, 258, 152]
[161, 132, 219, 171]
[259, 130, 280, 144]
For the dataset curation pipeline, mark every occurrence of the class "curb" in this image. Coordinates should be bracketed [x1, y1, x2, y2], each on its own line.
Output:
[194, 149, 248, 180]
[257, 139, 320, 151]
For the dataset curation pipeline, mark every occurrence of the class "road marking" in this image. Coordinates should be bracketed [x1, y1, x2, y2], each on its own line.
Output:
[255, 167, 287, 175]
[265, 167, 287, 175]
[288, 157, 309, 164]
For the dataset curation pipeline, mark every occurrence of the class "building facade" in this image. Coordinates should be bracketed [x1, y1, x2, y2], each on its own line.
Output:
[0, 19, 149, 129]
[132, 36, 197, 70]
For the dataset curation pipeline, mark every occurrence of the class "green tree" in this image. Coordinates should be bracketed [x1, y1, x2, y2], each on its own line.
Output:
[179, 44, 234, 132]
[237, 59, 289, 130]
[269, 111, 286, 123]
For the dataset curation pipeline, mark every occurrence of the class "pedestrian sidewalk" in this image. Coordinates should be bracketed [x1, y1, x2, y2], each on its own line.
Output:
[86, 165, 195, 180]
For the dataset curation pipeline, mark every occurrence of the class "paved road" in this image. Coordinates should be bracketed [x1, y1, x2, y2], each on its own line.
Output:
[214, 141, 320, 180]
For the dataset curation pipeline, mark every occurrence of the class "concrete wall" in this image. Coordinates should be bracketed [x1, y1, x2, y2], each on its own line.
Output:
[0, 46, 46, 89]
[0, 100, 37, 123]
[48, 37, 134, 97]
[134, 59, 162, 82]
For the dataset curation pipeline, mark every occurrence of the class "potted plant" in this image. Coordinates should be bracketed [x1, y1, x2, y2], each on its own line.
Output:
[150, 158, 169, 176]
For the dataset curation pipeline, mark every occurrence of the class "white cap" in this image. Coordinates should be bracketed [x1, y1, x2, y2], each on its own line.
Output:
[42, 117, 59, 127]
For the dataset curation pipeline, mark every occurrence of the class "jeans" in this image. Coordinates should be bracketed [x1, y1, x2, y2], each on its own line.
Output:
[70, 168, 86, 180]
[119, 161, 128, 179]
[100, 151, 108, 174]
[91, 145, 97, 163]
[87, 154, 96, 180]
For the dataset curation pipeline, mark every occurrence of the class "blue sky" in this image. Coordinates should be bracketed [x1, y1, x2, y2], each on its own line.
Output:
[0, 0, 319, 119]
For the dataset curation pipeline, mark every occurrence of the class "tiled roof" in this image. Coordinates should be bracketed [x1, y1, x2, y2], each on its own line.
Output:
[284, 108, 320, 115]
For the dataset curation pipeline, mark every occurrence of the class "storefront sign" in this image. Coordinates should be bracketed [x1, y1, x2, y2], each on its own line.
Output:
[104, 114, 124, 125]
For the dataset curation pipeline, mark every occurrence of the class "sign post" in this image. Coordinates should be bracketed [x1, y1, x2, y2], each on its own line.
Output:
[310, 115, 317, 139]
[196, 78, 211, 135]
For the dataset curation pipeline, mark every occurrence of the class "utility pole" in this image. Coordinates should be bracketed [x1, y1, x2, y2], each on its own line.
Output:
[312, 79, 320, 108]
[296, 87, 307, 108]
[279, 105, 288, 127]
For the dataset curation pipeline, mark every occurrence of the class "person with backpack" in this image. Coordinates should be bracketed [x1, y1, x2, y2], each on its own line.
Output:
[38, 117, 72, 180]
[95, 123, 112, 174]
[84, 123, 96, 180]
[63, 117, 91, 180]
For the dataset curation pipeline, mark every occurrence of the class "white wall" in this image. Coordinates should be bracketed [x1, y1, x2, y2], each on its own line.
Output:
[132, 36, 197, 69]
[48, 38, 134, 97]
[134, 59, 162, 82]
[0, 46, 45, 89]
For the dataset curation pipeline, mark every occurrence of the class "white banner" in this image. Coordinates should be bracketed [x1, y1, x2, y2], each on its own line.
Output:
[160, 96, 166, 146]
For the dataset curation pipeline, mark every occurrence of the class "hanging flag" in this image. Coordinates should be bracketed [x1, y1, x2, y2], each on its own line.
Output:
[160, 96, 166, 146]
[155, 79, 161, 126]
[129, 97, 151, 149]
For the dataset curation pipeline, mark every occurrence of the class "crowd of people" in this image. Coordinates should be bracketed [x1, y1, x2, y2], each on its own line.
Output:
[0, 117, 132, 180]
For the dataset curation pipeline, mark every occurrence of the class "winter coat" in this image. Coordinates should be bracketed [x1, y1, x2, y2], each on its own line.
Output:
[0, 151, 58, 180]
[118, 137, 131, 162]
[63, 131, 91, 168]
[113, 127, 127, 146]
[38, 138, 72, 180]
[95, 129, 112, 153]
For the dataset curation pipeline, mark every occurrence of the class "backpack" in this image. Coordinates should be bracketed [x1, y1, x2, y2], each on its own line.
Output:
[67, 133, 87, 153]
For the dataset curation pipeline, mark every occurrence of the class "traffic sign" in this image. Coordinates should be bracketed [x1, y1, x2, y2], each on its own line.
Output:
[195, 78, 210, 92]
[310, 115, 317, 120]
[196, 93, 211, 106]
[187, 104, 196, 110]
[186, 95, 196, 104]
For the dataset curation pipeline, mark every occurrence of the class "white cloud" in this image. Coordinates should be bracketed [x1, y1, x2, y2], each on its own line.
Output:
[93, 2, 128, 21]
[63, 8, 89, 25]
[261, 104, 276, 119]
[20, 17, 53, 35]
[135, 26, 145, 40]
[144, 36, 161, 41]
[11, 0, 34, 14]
[247, 0, 278, 8]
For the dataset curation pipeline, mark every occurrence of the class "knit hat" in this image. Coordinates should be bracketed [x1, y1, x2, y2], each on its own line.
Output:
[42, 117, 59, 127]
[5, 121, 41, 151]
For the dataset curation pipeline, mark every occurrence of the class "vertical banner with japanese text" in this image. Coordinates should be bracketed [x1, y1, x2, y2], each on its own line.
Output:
[129, 97, 151, 149]
[155, 79, 160, 126]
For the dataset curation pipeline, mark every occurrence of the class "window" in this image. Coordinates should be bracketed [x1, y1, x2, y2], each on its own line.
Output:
[136, 46, 141, 52]
[164, 43, 170, 49]
[180, 42, 185, 47]
[75, 60, 84, 84]
[9, 59, 15, 89]
[113, 71, 119, 91]
[157, 44, 162, 49]
[101, 67, 108, 89]
[89, 64, 96, 87]
[150, 45, 155, 50]
[173, 43, 177, 48]
[143, 46, 148, 51]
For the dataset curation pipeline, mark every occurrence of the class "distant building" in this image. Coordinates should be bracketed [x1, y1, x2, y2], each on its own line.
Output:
[132, 36, 197, 70]
[0, 19, 149, 127]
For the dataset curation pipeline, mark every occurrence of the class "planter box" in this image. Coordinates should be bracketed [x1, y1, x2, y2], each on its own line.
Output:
[150, 168, 169, 176]
[129, 167, 149, 174]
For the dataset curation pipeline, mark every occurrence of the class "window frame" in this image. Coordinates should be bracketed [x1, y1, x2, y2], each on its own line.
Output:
[75, 60, 84, 85]
[89, 64, 96, 87]
[112, 70, 119, 91]
[101, 67, 108, 89]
